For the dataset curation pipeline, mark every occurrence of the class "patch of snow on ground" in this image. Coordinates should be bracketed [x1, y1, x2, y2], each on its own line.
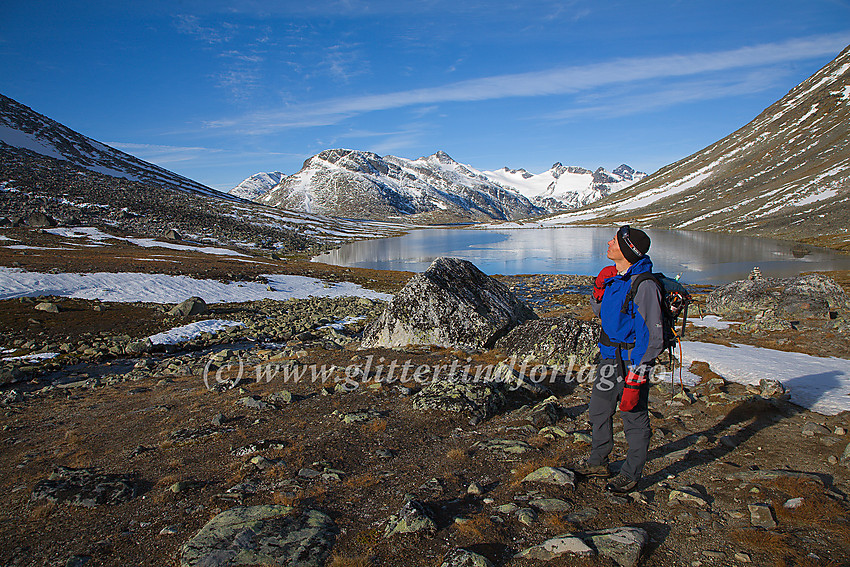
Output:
[0, 267, 392, 303]
[147, 320, 244, 346]
[688, 316, 740, 330]
[681, 341, 850, 415]
[2, 352, 59, 362]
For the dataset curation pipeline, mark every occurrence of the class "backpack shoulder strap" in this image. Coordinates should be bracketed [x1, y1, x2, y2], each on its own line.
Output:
[620, 272, 661, 315]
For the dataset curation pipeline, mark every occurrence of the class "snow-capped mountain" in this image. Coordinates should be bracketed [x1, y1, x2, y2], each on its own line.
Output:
[230, 171, 286, 201]
[551, 45, 850, 251]
[0, 94, 225, 199]
[235, 150, 642, 221]
[253, 149, 546, 222]
[484, 163, 645, 211]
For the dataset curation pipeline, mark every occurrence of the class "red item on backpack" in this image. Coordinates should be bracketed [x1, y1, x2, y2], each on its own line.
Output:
[592, 266, 618, 302]
[619, 369, 646, 412]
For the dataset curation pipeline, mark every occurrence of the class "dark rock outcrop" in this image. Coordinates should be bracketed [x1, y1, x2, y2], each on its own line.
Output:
[360, 257, 537, 350]
[31, 466, 139, 507]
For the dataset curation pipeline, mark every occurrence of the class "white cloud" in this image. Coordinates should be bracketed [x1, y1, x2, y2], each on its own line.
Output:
[547, 68, 786, 121]
[206, 33, 850, 133]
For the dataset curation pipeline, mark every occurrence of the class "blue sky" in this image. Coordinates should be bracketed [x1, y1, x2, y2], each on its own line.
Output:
[1, 1, 849, 192]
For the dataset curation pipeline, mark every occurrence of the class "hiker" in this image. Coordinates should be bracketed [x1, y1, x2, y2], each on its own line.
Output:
[570, 225, 664, 493]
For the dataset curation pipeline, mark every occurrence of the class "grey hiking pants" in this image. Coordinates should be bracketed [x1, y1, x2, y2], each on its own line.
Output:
[588, 358, 652, 482]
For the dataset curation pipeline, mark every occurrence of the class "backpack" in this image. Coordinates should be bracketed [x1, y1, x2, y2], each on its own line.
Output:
[620, 272, 693, 352]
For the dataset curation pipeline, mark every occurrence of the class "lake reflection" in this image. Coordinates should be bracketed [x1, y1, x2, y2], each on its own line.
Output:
[312, 227, 850, 284]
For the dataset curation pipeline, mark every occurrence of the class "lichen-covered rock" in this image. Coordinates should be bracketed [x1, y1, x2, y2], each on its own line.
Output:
[521, 466, 576, 488]
[31, 466, 139, 507]
[411, 374, 508, 418]
[439, 548, 494, 567]
[384, 500, 437, 537]
[585, 527, 648, 567]
[515, 535, 594, 560]
[495, 316, 600, 367]
[360, 257, 537, 349]
[180, 505, 336, 567]
[707, 274, 848, 319]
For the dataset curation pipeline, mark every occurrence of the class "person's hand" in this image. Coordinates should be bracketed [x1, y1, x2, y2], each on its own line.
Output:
[619, 369, 646, 411]
[592, 265, 618, 302]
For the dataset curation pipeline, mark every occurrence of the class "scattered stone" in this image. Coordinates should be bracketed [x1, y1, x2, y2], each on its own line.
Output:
[584, 527, 649, 567]
[238, 396, 270, 410]
[467, 481, 484, 496]
[516, 508, 536, 526]
[530, 498, 571, 513]
[515, 535, 594, 560]
[360, 257, 537, 350]
[384, 500, 437, 537]
[755, 379, 790, 402]
[748, 503, 777, 529]
[802, 422, 831, 437]
[34, 301, 60, 313]
[702, 550, 726, 559]
[170, 480, 204, 494]
[668, 486, 711, 508]
[211, 413, 227, 426]
[125, 338, 153, 355]
[521, 466, 576, 488]
[439, 548, 495, 567]
[31, 466, 139, 507]
[180, 505, 336, 567]
[231, 439, 287, 457]
[169, 296, 208, 317]
[474, 439, 533, 457]
[783, 497, 804, 509]
[160, 524, 180, 536]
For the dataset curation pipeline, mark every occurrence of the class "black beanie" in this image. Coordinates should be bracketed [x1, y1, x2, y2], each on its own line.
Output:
[617, 226, 650, 264]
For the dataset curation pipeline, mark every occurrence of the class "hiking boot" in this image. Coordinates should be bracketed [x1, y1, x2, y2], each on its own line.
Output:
[569, 458, 610, 478]
[605, 473, 637, 494]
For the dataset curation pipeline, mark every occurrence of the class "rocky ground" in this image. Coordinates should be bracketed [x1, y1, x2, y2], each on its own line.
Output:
[1, 228, 850, 567]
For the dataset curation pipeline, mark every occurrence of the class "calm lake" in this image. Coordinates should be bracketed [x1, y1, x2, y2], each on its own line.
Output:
[312, 227, 850, 285]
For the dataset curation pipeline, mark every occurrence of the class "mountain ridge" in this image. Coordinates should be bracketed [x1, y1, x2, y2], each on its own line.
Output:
[232, 149, 643, 222]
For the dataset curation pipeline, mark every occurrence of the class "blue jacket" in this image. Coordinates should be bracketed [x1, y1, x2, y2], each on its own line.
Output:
[591, 256, 664, 368]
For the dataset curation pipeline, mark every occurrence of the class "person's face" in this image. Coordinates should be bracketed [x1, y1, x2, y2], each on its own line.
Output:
[607, 235, 625, 262]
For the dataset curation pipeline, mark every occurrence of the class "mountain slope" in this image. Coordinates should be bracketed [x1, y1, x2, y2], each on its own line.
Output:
[230, 171, 286, 201]
[550, 46, 850, 251]
[255, 149, 545, 222]
[0, 94, 226, 199]
[0, 93, 404, 252]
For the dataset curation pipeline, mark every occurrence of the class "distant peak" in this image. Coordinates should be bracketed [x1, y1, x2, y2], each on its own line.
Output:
[429, 150, 456, 164]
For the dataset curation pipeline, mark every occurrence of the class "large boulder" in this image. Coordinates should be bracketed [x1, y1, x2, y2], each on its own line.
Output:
[180, 505, 336, 567]
[495, 316, 600, 367]
[169, 296, 208, 317]
[360, 257, 537, 349]
[707, 274, 848, 319]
